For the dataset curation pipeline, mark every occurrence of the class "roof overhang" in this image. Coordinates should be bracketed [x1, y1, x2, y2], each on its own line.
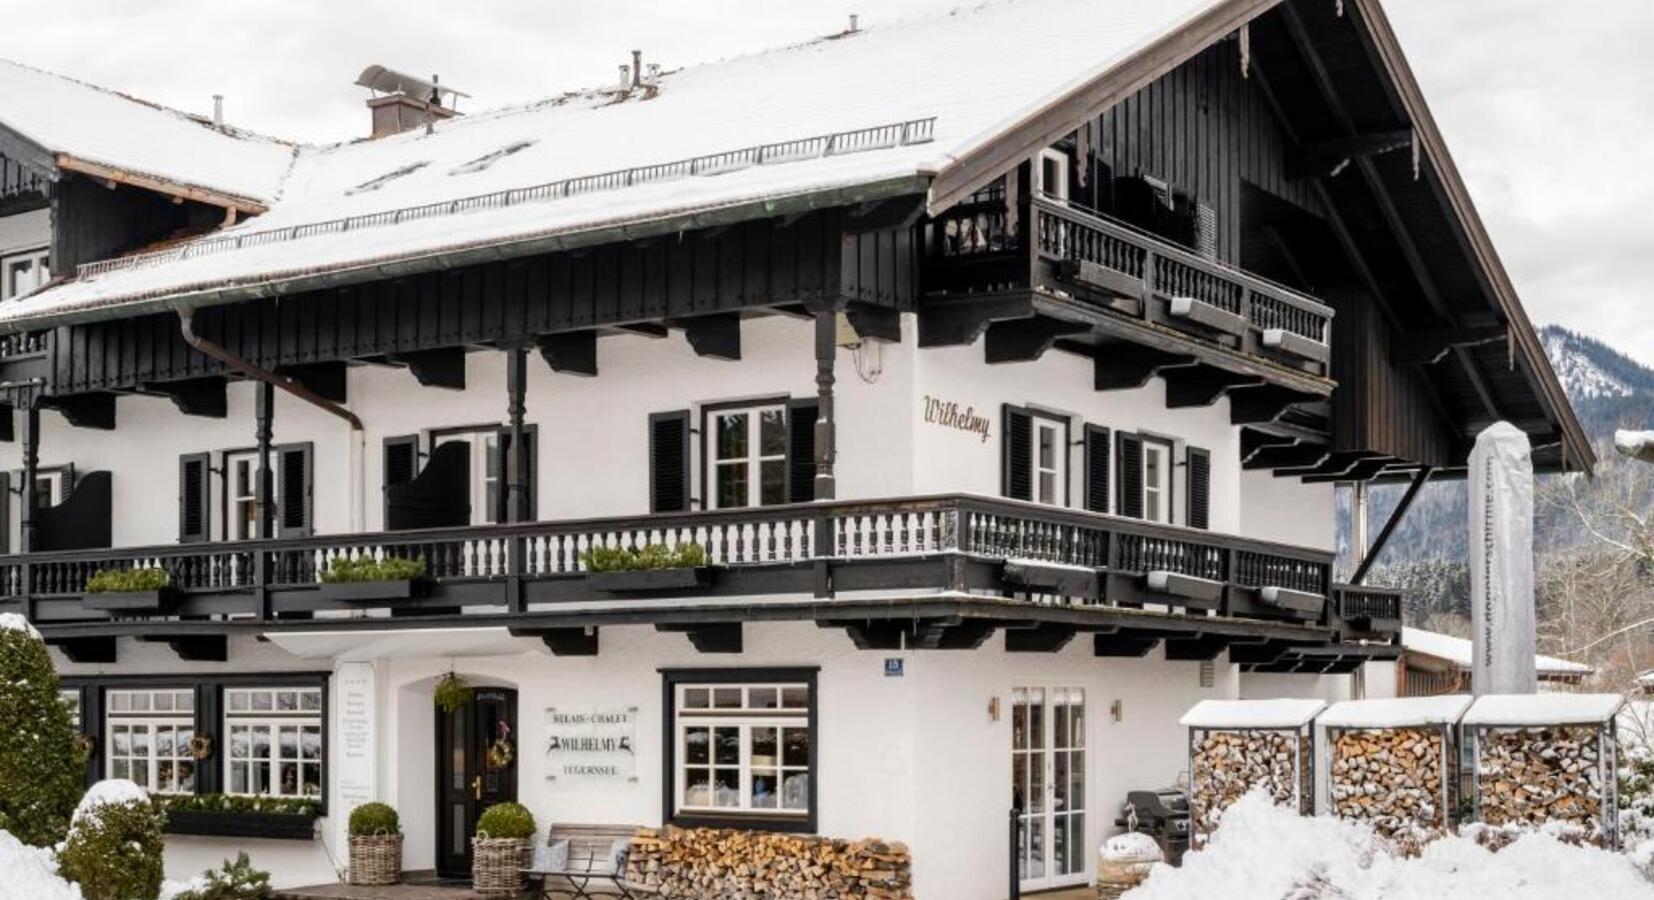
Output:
[54, 152, 268, 215]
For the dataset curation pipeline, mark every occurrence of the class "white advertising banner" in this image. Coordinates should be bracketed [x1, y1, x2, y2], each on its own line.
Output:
[1468, 422, 1537, 695]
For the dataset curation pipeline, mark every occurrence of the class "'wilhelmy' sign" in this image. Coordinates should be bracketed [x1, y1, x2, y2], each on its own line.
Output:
[545, 706, 637, 780]
[921, 394, 991, 443]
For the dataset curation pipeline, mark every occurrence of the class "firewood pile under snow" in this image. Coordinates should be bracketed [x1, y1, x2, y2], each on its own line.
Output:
[1180, 699, 1324, 846]
[1465, 694, 1625, 846]
[1321, 696, 1473, 851]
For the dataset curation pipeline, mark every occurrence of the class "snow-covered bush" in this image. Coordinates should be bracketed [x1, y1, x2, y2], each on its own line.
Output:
[58, 781, 165, 900]
[1620, 743, 1654, 845]
[169, 853, 271, 900]
[0, 613, 87, 846]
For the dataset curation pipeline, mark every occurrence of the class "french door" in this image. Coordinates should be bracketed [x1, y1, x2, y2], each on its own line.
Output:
[1012, 686, 1087, 891]
[436, 687, 518, 879]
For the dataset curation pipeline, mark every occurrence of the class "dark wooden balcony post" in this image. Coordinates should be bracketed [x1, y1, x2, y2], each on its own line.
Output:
[19, 403, 38, 554]
[255, 380, 275, 540]
[504, 345, 529, 613]
[812, 309, 837, 501]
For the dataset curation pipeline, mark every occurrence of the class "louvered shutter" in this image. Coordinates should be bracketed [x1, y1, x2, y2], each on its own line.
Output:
[649, 411, 691, 512]
[1187, 446, 1211, 530]
[1001, 405, 1032, 501]
[384, 435, 419, 487]
[1083, 425, 1111, 513]
[1117, 433, 1144, 519]
[178, 452, 211, 543]
[787, 399, 820, 504]
[275, 442, 314, 538]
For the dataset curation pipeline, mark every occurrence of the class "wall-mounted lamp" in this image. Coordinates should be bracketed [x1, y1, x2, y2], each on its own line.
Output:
[1110, 699, 1122, 723]
[988, 696, 1000, 722]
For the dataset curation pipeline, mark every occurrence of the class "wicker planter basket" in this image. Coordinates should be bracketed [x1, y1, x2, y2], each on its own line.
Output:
[472, 835, 530, 896]
[348, 833, 403, 886]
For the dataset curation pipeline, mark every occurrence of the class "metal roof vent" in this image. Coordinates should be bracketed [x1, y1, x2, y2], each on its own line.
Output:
[355, 65, 470, 139]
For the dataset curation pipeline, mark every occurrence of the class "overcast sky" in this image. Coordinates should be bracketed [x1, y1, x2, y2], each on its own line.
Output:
[3, 0, 1650, 361]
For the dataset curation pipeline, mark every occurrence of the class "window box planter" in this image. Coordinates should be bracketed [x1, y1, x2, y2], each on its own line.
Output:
[82, 586, 180, 613]
[164, 809, 318, 841]
[587, 567, 714, 593]
[318, 578, 431, 603]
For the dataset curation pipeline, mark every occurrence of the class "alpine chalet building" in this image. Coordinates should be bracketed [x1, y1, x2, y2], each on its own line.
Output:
[0, 0, 1589, 895]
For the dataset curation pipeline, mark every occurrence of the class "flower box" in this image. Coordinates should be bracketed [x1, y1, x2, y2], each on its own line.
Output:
[587, 567, 714, 593]
[164, 809, 318, 841]
[318, 578, 430, 602]
[82, 586, 180, 613]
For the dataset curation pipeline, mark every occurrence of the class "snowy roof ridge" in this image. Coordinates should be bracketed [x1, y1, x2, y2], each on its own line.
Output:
[1400, 627, 1591, 676]
[1462, 693, 1625, 726]
[1318, 695, 1473, 728]
[1180, 698, 1328, 729]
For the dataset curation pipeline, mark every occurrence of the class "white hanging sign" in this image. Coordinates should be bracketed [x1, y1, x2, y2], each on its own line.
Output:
[1468, 422, 1537, 695]
[545, 706, 638, 781]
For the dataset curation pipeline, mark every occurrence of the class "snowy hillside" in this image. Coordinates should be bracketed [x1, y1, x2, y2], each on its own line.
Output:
[1541, 325, 1654, 402]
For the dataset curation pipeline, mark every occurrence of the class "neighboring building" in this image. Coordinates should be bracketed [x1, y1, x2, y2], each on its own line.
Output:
[0, 0, 1590, 896]
[1375, 628, 1593, 698]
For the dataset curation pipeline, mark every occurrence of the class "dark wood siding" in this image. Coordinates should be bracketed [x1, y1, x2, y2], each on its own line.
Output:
[1325, 286, 1459, 467]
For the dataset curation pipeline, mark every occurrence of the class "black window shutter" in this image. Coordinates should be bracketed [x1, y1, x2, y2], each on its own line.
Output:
[1001, 405, 1032, 501]
[1187, 446, 1211, 530]
[178, 452, 211, 543]
[1117, 432, 1144, 519]
[649, 411, 691, 513]
[0, 471, 10, 554]
[383, 435, 419, 527]
[275, 442, 314, 538]
[1083, 425, 1111, 514]
[787, 399, 820, 504]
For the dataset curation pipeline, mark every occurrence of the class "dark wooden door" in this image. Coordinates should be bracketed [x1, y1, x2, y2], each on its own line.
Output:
[436, 687, 519, 879]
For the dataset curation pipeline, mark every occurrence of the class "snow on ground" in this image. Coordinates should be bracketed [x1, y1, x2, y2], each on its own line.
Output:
[0, 830, 81, 900]
[1126, 792, 1654, 900]
[70, 779, 150, 824]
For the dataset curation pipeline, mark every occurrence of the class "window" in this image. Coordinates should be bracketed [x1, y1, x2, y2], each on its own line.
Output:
[0, 247, 49, 302]
[224, 451, 266, 540]
[224, 687, 323, 798]
[708, 405, 788, 510]
[1036, 149, 1070, 202]
[60, 688, 81, 729]
[434, 430, 503, 525]
[665, 671, 816, 831]
[1033, 417, 1067, 506]
[1142, 440, 1172, 524]
[107, 689, 196, 794]
[33, 468, 67, 509]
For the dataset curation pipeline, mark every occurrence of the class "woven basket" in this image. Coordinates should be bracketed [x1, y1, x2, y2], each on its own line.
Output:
[348, 833, 403, 886]
[472, 835, 530, 896]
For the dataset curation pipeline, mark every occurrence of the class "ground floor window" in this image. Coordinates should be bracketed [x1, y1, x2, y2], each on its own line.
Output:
[662, 669, 817, 832]
[106, 689, 196, 794]
[224, 686, 324, 797]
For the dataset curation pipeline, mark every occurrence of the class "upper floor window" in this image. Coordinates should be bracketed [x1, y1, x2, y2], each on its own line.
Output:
[708, 405, 788, 509]
[433, 429, 504, 525]
[1002, 405, 1070, 507]
[224, 687, 323, 798]
[1036, 149, 1070, 203]
[0, 247, 49, 302]
[1141, 439, 1172, 524]
[224, 450, 266, 540]
[107, 689, 196, 794]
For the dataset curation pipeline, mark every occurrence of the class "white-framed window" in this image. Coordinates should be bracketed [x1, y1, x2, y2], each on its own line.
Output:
[224, 686, 323, 798]
[1036, 149, 1070, 202]
[1032, 415, 1068, 506]
[1142, 440, 1172, 524]
[433, 430, 502, 524]
[60, 688, 81, 729]
[0, 247, 49, 302]
[107, 689, 196, 794]
[708, 405, 788, 510]
[674, 682, 811, 818]
[223, 451, 267, 540]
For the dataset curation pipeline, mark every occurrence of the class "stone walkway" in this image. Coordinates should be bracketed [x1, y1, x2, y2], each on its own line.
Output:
[275, 878, 1100, 900]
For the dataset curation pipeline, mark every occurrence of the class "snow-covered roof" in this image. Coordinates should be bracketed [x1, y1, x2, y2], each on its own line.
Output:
[0, 0, 1228, 326]
[1401, 627, 1591, 677]
[1318, 695, 1473, 729]
[1180, 698, 1327, 729]
[1462, 693, 1625, 727]
[0, 59, 294, 205]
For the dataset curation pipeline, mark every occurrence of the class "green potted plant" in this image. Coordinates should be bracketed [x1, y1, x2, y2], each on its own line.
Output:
[347, 802, 402, 885]
[82, 566, 177, 613]
[472, 801, 536, 896]
[580, 542, 712, 592]
[317, 555, 429, 602]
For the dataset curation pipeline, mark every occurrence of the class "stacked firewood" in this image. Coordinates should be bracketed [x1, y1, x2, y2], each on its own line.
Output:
[1328, 727, 1446, 849]
[1189, 729, 1310, 843]
[625, 826, 913, 899]
[1476, 726, 1607, 842]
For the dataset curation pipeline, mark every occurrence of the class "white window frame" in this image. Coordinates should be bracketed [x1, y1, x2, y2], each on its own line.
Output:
[1036, 149, 1070, 202]
[674, 683, 810, 819]
[31, 467, 67, 509]
[222, 450, 270, 541]
[432, 429, 502, 525]
[1030, 414, 1068, 507]
[706, 404, 789, 510]
[0, 246, 49, 302]
[106, 689, 196, 795]
[1142, 440, 1173, 524]
[223, 686, 324, 799]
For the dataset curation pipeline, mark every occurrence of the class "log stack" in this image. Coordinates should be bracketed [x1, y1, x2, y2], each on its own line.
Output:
[625, 826, 913, 899]
[1189, 729, 1310, 844]
[1328, 727, 1446, 851]
[1475, 725, 1608, 843]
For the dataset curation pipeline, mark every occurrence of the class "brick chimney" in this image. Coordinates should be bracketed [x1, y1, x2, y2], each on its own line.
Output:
[355, 65, 467, 139]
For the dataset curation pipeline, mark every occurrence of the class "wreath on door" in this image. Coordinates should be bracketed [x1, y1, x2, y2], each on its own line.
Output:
[189, 734, 215, 760]
[487, 720, 515, 770]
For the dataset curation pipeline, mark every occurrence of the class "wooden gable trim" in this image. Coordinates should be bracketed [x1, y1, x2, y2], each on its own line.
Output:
[927, 0, 1280, 213]
[53, 153, 268, 216]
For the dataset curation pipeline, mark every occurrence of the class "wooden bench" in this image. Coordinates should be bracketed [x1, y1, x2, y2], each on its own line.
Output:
[523, 823, 649, 900]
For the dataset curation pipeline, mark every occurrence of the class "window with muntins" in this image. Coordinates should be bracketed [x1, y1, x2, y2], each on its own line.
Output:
[224, 450, 266, 540]
[1142, 441, 1172, 524]
[709, 405, 788, 509]
[1033, 417, 1067, 506]
[0, 247, 49, 302]
[674, 682, 811, 820]
[107, 689, 196, 794]
[224, 687, 324, 798]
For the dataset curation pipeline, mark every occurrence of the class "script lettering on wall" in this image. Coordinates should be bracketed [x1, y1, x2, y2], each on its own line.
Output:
[921, 394, 991, 443]
[545, 706, 638, 781]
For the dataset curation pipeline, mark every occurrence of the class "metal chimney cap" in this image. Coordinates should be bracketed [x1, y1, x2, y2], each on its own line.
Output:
[355, 65, 471, 102]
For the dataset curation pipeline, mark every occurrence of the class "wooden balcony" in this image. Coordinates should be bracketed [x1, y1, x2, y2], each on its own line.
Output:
[1, 495, 1399, 660]
[921, 196, 1336, 396]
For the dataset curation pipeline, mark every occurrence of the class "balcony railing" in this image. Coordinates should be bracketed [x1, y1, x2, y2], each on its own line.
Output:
[924, 196, 1335, 376]
[0, 494, 1394, 637]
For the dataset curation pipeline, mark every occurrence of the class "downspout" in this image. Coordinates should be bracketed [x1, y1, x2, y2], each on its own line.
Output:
[178, 308, 366, 533]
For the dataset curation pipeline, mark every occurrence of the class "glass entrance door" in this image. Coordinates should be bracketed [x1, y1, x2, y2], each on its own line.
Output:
[436, 687, 519, 878]
[1013, 687, 1087, 891]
